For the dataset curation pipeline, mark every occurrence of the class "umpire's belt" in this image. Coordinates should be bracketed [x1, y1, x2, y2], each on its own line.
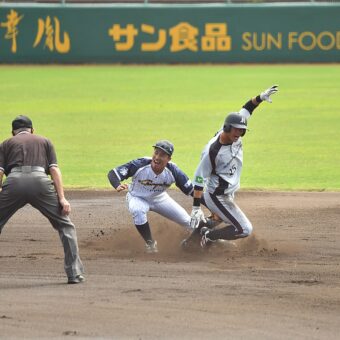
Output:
[11, 166, 45, 173]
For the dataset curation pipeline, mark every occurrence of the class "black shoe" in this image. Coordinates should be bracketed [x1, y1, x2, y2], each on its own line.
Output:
[181, 221, 207, 250]
[67, 274, 85, 284]
[200, 227, 213, 248]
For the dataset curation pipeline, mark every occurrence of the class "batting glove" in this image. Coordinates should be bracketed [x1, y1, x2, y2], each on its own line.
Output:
[190, 207, 206, 229]
[260, 85, 279, 103]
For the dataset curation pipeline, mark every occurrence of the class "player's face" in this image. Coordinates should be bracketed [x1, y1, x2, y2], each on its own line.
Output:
[151, 148, 171, 174]
[229, 127, 245, 142]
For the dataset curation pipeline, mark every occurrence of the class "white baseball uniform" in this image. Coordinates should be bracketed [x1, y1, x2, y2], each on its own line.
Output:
[193, 107, 253, 238]
[109, 157, 194, 230]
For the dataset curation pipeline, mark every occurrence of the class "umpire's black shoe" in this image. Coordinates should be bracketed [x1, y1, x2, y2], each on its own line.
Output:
[67, 274, 85, 284]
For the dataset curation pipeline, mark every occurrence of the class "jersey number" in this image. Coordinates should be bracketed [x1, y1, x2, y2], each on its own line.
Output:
[228, 165, 237, 176]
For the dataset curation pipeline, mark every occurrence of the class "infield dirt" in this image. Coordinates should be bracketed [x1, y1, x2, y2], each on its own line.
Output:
[0, 190, 339, 339]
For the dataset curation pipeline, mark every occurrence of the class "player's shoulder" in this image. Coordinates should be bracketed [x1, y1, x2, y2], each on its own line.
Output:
[131, 157, 152, 168]
[206, 131, 221, 147]
[115, 157, 151, 178]
[166, 161, 186, 176]
[166, 161, 179, 170]
[201, 133, 219, 155]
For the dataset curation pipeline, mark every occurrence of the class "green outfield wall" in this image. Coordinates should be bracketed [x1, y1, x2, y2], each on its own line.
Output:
[0, 3, 339, 63]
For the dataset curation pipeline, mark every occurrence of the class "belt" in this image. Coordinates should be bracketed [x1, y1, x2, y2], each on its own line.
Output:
[11, 166, 46, 173]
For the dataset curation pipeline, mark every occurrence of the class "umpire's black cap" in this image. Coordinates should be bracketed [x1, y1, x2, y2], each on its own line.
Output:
[153, 140, 174, 156]
[12, 115, 33, 130]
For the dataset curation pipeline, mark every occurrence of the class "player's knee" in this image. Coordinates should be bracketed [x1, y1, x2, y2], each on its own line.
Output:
[241, 222, 253, 237]
[183, 216, 192, 230]
[130, 209, 147, 226]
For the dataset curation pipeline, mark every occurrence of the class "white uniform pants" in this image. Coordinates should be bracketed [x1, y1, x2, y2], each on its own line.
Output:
[127, 192, 192, 231]
[204, 191, 253, 237]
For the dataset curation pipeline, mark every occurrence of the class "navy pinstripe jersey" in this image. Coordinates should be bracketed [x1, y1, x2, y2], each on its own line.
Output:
[112, 158, 193, 198]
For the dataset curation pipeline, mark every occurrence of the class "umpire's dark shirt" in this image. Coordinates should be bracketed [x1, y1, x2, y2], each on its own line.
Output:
[0, 131, 58, 176]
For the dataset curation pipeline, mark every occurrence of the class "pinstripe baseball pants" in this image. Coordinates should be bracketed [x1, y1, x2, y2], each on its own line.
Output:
[203, 191, 253, 237]
[126, 192, 192, 231]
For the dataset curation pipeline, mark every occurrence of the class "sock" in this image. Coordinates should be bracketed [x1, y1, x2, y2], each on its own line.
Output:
[135, 222, 152, 243]
[207, 225, 239, 241]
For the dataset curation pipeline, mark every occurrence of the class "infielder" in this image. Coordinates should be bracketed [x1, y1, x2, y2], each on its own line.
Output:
[108, 140, 194, 253]
[185, 85, 279, 248]
[0, 115, 85, 284]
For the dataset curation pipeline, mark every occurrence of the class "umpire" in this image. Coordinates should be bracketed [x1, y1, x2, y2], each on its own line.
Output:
[0, 115, 85, 284]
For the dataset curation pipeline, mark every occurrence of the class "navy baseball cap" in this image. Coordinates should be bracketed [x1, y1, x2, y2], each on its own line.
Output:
[12, 115, 33, 130]
[153, 140, 174, 156]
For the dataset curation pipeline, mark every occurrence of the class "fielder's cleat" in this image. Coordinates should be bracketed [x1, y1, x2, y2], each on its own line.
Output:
[145, 240, 158, 254]
[200, 227, 214, 248]
[67, 274, 85, 284]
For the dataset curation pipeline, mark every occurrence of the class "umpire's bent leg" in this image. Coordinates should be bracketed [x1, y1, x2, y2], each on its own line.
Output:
[0, 174, 27, 234]
[28, 173, 84, 279]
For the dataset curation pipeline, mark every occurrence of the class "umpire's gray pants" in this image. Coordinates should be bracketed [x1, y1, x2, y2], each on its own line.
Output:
[0, 171, 84, 278]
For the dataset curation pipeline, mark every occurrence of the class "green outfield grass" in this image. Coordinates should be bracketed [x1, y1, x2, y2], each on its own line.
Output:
[0, 65, 339, 190]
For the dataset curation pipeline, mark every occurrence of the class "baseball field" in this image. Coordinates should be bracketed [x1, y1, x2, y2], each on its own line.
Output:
[0, 65, 339, 339]
[1, 64, 339, 190]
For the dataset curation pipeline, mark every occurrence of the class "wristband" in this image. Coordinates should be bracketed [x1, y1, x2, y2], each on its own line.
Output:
[256, 95, 263, 104]
[193, 197, 201, 207]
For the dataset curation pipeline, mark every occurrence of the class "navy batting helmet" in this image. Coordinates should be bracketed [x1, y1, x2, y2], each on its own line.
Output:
[153, 140, 174, 156]
[223, 113, 248, 135]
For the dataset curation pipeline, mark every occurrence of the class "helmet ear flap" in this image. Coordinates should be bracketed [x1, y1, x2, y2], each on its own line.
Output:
[223, 124, 230, 133]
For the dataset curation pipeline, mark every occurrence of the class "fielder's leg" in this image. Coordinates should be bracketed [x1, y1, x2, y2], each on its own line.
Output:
[149, 192, 207, 250]
[150, 192, 191, 229]
[126, 193, 157, 253]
